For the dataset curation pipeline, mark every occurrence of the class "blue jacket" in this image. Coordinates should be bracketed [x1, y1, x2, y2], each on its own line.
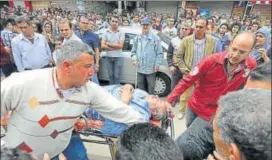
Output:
[131, 30, 163, 74]
[212, 32, 230, 53]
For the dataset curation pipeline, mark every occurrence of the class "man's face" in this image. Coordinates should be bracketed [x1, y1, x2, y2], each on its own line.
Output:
[142, 24, 151, 35]
[110, 17, 119, 28]
[88, 20, 95, 31]
[228, 39, 252, 65]
[67, 53, 94, 87]
[80, 18, 89, 32]
[44, 24, 51, 33]
[59, 23, 72, 39]
[17, 22, 34, 37]
[213, 110, 231, 160]
[186, 11, 192, 19]
[251, 24, 259, 32]
[194, 19, 206, 36]
[180, 25, 191, 38]
[219, 25, 228, 34]
[134, 16, 139, 22]
[168, 18, 175, 26]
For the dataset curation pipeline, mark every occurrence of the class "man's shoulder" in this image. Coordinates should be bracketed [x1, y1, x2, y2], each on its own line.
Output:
[11, 34, 23, 43]
[182, 35, 193, 42]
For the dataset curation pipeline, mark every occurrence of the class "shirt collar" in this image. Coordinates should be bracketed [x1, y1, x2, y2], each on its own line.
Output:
[193, 33, 207, 42]
[107, 28, 120, 33]
[20, 33, 39, 41]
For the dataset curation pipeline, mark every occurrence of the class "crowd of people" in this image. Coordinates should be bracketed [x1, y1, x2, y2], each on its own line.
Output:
[0, 3, 271, 160]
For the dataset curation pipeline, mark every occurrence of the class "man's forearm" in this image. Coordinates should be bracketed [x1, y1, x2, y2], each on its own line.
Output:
[107, 43, 123, 50]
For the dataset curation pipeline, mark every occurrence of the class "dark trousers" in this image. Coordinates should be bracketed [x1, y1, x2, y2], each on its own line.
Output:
[171, 66, 183, 90]
[1, 63, 17, 77]
[137, 72, 156, 94]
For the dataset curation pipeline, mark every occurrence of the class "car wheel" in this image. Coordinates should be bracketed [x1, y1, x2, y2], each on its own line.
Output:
[154, 72, 171, 97]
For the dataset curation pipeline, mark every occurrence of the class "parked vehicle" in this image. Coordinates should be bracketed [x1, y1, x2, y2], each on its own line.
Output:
[96, 26, 173, 97]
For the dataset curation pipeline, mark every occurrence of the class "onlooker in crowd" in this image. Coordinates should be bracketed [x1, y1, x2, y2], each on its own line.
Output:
[251, 21, 260, 33]
[175, 61, 271, 160]
[11, 16, 52, 72]
[76, 16, 100, 84]
[227, 22, 241, 41]
[152, 17, 163, 32]
[115, 123, 184, 160]
[162, 17, 177, 38]
[174, 17, 216, 122]
[0, 18, 18, 76]
[88, 19, 95, 31]
[241, 18, 251, 31]
[168, 32, 257, 158]
[167, 22, 192, 119]
[208, 88, 271, 160]
[59, 19, 81, 44]
[250, 27, 271, 65]
[131, 17, 163, 94]
[1, 40, 144, 160]
[130, 14, 141, 28]
[184, 10, 194, 27]
[212, 23, 230, 52]
[101, 16, 125, 85]
[263, 18, 271, 33]
[42, 21, 55, 52]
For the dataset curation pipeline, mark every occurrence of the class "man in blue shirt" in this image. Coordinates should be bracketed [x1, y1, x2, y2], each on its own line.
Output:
[76, 16, 100, 84]
[11, 16, 52, 72]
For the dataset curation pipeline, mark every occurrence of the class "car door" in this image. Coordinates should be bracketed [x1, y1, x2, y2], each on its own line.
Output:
[120, 33, 137, 84]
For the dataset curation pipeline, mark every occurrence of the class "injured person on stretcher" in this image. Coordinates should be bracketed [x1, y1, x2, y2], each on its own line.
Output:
[74, 84, 174, 136]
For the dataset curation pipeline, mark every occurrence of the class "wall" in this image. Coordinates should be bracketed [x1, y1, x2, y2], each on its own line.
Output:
[196, 1, 234, 17]
[146, 1, 179, 14]
[251, 4, 271, 20]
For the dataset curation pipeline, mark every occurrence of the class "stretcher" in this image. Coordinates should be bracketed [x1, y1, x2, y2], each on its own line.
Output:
[74, 110, 175, 160]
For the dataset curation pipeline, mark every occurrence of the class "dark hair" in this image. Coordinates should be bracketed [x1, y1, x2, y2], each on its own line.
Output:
[0, 148, 33, 160]
[249, 61, 271, 82]
[15, 16, 34, 25]
[196, 16, 208, 26]
[217, 89, 271, 160]
[110, 15, 119, 21]
[231, 22, 241, 31]
[115, 123, 183, 160]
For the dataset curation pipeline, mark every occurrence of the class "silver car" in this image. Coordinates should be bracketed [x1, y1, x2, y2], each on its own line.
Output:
[97, 27, 172, 97]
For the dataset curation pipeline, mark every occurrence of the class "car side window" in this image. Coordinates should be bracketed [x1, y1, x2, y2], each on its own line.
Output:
[123, 33, 136, 51]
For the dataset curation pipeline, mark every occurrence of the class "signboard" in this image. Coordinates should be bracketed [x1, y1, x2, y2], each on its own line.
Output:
[232, 7, 245, 18]
[199, 9, 211, 18]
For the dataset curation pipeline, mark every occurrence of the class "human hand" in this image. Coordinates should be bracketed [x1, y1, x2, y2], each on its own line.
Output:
[43, 153, 66, 160]
[154, 66, 159, 72]
[169, 66, 176, 74]
[4, 47, 11, 55]
[133, 61, 138, 66]
[258, 48, 269, 61]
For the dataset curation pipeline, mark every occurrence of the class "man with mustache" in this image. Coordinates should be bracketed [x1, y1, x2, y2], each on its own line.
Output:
[166, 32, 257, 158]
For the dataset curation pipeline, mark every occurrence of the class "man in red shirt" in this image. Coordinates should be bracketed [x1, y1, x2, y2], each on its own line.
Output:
[166, 32, 257, 146]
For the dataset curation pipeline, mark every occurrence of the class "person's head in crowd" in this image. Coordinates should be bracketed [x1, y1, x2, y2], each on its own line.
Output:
[155, 17, 161, 24]
[15, 16, 36, 38]
[227, 31, 255, 66]
[251, 21, 260, 33]
[245, 61, 271, 89]
[109, 16, 119, 30]
[54, 35, 64, 49]
[179, 22, 192, 38]
[43, 21, 53, 35]
[265, 19, 271, 27]
[185, 10, 193, 19]
[1, 18, 17, 33]
[1, 148, 34, 160]
[255, 27, 271, 51]
[230, 22, 241, 35]
[42, 12, 47, 21]
[151, 18, 156, 25]
[244, 18, 251, 26]
[88, 19, 95, 31]
[133, 14, 139, 23]
[167, 17, 175, 28]
[194, 17, 208, 39]
[59, 19, 73, 39]
[212, 88, 271, 160]
[115, 123, 183, 160]
[141, 17, 152, 35]
[54, 40, 94, 88]
[217, 23, 229, 35]
[79, 16, 89, 32]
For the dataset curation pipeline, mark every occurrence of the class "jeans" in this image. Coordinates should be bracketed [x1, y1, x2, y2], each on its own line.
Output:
[175, 107, 211, 160]
[106, 57, 123, 85]
[137, 72, 156, 94]
[171, 66, 183, 90]
[51, 135, 88, 160]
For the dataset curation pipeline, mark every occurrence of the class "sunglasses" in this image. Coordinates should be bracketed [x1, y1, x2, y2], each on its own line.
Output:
[81, 22, 88, 25]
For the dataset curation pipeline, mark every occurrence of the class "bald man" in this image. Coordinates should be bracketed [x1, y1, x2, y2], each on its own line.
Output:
[166, 32, 257, 159]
